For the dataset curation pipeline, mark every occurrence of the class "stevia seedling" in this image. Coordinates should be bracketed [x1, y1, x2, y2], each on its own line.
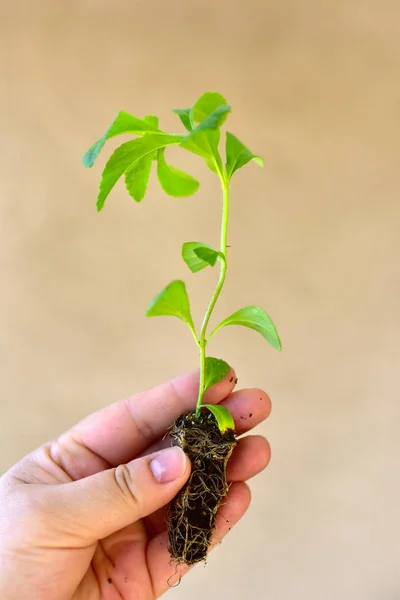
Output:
[83, 92, 281, 565]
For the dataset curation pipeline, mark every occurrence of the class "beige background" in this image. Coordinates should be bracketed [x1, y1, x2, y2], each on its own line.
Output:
[1, 1, 399, 598]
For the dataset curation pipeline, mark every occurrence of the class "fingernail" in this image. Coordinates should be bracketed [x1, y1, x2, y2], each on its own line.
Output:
[150, 446, 187, 483]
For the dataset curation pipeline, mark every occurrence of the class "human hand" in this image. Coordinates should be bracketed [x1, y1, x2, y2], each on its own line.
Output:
[0, 368, 271, 599]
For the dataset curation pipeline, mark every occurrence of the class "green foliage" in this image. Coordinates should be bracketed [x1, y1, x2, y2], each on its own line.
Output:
[83, 111, 159, 168]
[125, 152, 154, 202]
[180, 104, 230, 174]
[156, 149, 199, 197]
[211, 306, 281, 351]
[201, 404, 235, 433]
[225, 132, 264, 180]
[182, 242, 219, 273]
[97, 133, 183, 211]
[194, 246, 219, 267]
[146, 280, 195, 331]
[172, 108, 193, 132]
[191, 92, 228, 123]
[203, 357, 230, 392]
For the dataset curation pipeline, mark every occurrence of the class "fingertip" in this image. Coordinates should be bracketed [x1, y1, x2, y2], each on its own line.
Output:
[204, 366, 237, 404]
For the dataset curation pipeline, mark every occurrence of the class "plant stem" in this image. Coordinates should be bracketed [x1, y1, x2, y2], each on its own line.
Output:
[196, 177, 229, 413]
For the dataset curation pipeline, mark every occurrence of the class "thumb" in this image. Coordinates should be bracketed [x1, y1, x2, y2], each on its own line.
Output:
[45, 446, 190, 543]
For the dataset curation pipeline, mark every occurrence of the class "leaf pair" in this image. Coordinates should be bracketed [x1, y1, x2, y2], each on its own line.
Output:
[146, 280, 281, 352]
[181, 241, 220, 273]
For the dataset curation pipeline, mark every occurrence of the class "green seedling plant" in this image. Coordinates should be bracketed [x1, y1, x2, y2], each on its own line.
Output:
[83, 92, 281, 565]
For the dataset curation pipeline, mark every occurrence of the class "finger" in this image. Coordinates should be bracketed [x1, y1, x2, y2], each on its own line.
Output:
[40, 446, 191, 545]
[227, 435, 271, 481]
[50, 367, 236, 480]
[220, 388, 271, 434]
[147, 482, 251, 594]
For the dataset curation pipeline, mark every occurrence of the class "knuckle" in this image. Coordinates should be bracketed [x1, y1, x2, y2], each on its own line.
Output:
[113, 464, 140, 508]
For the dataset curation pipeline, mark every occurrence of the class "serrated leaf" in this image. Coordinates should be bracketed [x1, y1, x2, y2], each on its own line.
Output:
[194, 246, 219, 267]
[203, 357, 230, 392]
[156, 149, 199, 197]
[211, 305, 282, 351]
[201, 404, 235, 434]
[124, 152, 154, 202]
[182, 241, 218, 273]
[97, 133, 183, 211]
[172, 108, 193, 132]
[225, 132, 264, 179]
[146, 280, 195, 331]
[191, 92, 228, 123]
[82, 111, 160, 168]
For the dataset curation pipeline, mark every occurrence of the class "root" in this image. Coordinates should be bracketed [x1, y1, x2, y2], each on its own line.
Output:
[167, 411, 236, 566]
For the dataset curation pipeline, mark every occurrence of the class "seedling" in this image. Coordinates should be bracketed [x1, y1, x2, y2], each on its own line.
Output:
[83, 92, 281, 565]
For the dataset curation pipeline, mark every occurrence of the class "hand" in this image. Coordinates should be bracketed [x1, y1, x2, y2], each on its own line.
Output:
[0, 368, 271, 599]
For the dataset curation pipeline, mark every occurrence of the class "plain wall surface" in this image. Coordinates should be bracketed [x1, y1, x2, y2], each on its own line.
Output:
[1, 1, 399, 598]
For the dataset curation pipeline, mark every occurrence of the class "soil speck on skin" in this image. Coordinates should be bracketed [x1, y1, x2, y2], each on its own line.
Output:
[249, 413, 253, 417]
[240, 416, 246, 420]
[229, 376, 234, 382]
[124, 577, 128, 583]
[107, 578, 112, 584]
[235, 378, 238, 384]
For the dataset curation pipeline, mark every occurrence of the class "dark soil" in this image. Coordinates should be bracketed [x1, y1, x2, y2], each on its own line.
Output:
[167, 411, 237, 565]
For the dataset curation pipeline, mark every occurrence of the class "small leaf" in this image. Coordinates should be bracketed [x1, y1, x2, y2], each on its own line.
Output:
[172, 108, 193, 132]
[182, 241, 218, 273]
[124, 152, 154, 202]
[181, 129, 222, 174]
[189, 104, 231, 135]
[97, 133, 183, 211]
[146, 280, 195, 331]
[191, 92, 228, 123]
[143, 115, 159, 128]
[194, 246, 219, 267]
[156, 149, 199, 197]
[82, 111, 159, 168]
[225, 132, 264, 179]
[180, 104, 230, 174]
[201, 404, 235, 434]
[211, 305, 282, 351]
[203, 357, 230, 392]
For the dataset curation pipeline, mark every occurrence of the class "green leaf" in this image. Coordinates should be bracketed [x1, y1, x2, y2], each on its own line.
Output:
[182, 241, 218, 273]
[203, 357, 230, 392]
[156, 149, 199, 197]
[97, 133, 183, 211]
[180, 104, 231, 174]
[194, 246, 219, 267]
[211, 305, 282, 351]
[191, 92, 228, 123]
[146, 280, 195, 331]
[143, 115, 159, 128]
[180, 130, 221, 174]
[82, 110, 159, 168]
[172, 108, 193, 132]
[189, 104, 231, 135]
[225, 132, 264, 179]
[201, 404, 235, 434]
[124, 152, 154, 202]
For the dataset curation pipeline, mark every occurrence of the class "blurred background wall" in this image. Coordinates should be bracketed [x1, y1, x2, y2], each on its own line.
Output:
[1, 1, 399, 598]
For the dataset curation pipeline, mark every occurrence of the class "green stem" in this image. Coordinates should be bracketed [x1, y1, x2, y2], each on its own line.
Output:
[196, 177, 229, 413]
